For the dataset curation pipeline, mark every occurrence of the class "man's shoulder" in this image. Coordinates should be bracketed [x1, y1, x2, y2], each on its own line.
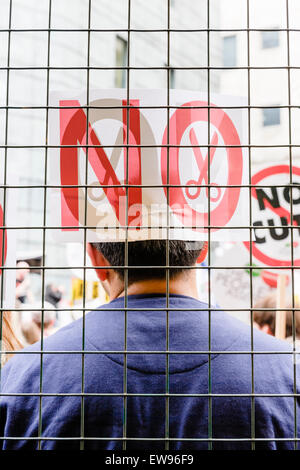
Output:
[0, 308, 103, 391]
[212, 315, 297, 394]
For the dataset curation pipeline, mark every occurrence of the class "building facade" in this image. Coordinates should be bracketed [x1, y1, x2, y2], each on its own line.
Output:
[0, 0, 221, 298]
[220, 0, 300, 169]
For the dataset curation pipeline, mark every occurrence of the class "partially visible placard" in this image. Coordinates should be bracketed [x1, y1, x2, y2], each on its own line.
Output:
[212, 243, 274, 322]
[244, 164, 300, 267]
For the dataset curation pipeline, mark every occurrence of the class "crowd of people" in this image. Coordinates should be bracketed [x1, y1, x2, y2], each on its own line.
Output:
[4, 261, 68, 364]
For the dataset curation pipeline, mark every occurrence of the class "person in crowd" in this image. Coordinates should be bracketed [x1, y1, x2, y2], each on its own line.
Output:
[0, 240, 299, 450]
[20, 302, 57, 345]
[253, 293, 300, 346]
[15, 261, 33, 305]
[0, 312, 23, 366]
[45, 283, 65, 308]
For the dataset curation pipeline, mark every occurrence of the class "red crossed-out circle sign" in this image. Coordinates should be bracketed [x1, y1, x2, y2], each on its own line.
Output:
[161, 101, 243, 232]
[244, 165, 300, 267]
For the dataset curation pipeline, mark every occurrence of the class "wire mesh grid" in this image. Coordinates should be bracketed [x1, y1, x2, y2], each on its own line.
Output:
[0, 0, 299, 451]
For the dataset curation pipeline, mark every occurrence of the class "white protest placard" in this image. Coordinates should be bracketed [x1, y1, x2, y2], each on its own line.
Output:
[212, 243, 273, 322]
[243, 164, 300, 269]
[240, 163, 300, 297]
[49, 89, 249, 242]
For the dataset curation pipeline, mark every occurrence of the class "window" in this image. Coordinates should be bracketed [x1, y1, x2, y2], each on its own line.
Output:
[263, 106, 281, 126]
[170, 68, 175, 88]
[223, 35, 237, 67]
[262, 30, 279, 49]
[115, 36, 128, 88]
[166, 64, 175, 88]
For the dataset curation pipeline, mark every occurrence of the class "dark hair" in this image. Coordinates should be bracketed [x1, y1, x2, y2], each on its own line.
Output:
[253, 294, 300, 338]
[253, 295, 276, 333]
[92, 240, 204, 285]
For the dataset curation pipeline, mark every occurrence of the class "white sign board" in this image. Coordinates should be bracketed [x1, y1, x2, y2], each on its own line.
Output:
[243, 164, 300, 269]
[212, 243, 273, 322]
[49, 89, 249, 242]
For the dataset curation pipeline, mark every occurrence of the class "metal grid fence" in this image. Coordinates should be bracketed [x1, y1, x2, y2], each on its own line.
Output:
[0, 0, 299, 451]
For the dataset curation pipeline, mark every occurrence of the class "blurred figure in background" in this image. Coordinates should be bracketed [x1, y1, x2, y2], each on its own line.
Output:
[15, 261, 34, 305]
[45, 283, 65, 308]
[45, 283, 74, 329]
[0, 312, 23, 366]
[20, 302, 57, 345]
[253, 293, 300, 346]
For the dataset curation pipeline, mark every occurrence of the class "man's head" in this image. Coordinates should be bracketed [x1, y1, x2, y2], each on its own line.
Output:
[87, 240, 206, 299]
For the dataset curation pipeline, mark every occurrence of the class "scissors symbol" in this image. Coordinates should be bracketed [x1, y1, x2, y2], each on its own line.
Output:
[185, 128, 222, 202]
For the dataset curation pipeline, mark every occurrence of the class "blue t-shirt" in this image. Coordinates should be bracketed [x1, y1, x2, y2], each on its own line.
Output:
[0, 294, 299, 450]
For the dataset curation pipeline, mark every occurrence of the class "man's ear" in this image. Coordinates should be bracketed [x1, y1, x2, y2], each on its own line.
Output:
[86, 243, 109, 282]
[196, 242, 208, 264]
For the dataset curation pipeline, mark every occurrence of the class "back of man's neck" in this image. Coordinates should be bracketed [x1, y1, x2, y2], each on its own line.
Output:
[115, 276, 198, 300]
